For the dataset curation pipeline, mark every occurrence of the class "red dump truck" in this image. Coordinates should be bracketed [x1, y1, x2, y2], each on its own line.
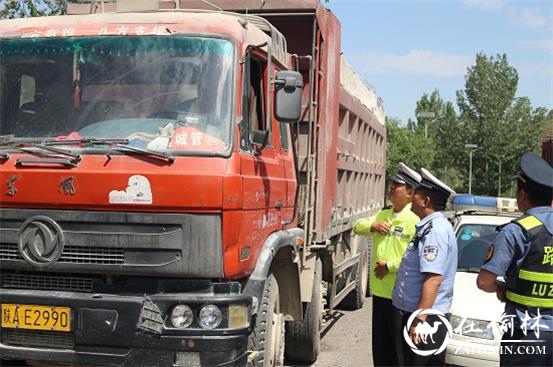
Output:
[0, 1, 386, 366]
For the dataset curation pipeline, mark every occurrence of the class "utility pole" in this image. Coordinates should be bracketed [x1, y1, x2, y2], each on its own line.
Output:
[498, 159, 502, 197]
[465, 144, 481, 194]
[416, 111, 435, 139]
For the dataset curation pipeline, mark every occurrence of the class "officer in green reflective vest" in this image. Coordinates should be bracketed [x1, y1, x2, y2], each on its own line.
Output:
[353, 162, 421, 367]
[477, 152, 553, 367]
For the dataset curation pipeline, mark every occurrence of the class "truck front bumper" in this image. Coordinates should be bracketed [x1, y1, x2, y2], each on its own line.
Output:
[0, 287, 252, 367]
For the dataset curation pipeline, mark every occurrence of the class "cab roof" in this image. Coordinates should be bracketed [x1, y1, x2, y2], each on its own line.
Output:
[0, 10, 286, 65]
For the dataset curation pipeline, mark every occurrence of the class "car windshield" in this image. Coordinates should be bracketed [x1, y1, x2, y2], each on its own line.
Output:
[457, 223, 500, 272]
[0, 36, 233, 153]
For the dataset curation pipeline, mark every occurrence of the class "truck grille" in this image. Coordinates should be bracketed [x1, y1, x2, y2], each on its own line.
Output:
[0, 243, 124, 265]
[2, 329, 75, 349]
[2, 273, 94, 292]
[0, 208, 223, 278]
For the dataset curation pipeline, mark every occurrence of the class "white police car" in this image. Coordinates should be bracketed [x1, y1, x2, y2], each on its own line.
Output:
[445, 195, 520, 367]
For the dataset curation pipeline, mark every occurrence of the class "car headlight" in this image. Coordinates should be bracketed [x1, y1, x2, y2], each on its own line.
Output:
[170, 305, 194, 328]
[198, 305, 223, 329]
[451, 315, 494, 340]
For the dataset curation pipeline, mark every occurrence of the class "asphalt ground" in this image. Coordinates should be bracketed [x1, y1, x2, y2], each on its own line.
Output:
[285, 296, 374, 367]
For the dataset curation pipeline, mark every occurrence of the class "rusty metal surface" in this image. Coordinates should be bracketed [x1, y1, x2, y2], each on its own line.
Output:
[271, 3, 386, 244]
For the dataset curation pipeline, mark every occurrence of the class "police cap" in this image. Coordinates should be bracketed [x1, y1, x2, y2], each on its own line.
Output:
[391, 162, 422, 188]
[518, 152, 553, 193]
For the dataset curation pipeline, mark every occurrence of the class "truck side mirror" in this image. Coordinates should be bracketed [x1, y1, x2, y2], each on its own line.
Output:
[274, 70, 303, 123]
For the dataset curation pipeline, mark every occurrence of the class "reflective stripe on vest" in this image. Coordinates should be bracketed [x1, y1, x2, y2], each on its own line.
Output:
[506, 291, 553, 308]
[506, 214, 553, 310]
[519, 269, 553, 283]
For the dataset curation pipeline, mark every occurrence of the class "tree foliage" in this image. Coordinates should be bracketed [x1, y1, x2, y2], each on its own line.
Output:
[387, 53, 546, 197]
[455, 53, 546, 196]
[385, 116, 435, 189]
[0, 0, 67, 19]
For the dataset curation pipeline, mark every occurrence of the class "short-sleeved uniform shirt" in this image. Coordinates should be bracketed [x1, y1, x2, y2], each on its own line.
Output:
[392, 211, 458, 314]
[481, 206, 553, 332]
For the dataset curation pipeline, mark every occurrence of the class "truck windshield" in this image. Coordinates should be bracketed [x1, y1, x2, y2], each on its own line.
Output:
[0, 36, 233, 153]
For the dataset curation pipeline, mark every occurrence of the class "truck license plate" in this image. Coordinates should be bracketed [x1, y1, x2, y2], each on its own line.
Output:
[1, 304, 71, 332]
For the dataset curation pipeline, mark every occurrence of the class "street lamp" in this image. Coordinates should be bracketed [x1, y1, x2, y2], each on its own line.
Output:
[416, 111, 435, 139]
[465, 144, 482, 194]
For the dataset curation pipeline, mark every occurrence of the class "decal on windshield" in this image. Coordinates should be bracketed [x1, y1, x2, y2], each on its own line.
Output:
[109, 175, 152, 204]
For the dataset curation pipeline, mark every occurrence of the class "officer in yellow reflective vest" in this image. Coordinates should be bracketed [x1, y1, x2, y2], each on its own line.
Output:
[353, 162, 421, 367]
[477, 152, 553, 366]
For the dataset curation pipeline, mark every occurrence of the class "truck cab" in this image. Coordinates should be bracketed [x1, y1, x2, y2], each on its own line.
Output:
[0, 1, 386, 366]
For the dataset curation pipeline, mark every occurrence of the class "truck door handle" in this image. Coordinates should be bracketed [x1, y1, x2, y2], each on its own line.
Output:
[275, 200, 283, 210]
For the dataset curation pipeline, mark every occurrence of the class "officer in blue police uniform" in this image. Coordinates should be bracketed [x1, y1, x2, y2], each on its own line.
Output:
[477, 152, 553, 367]
[392, 168, 457, 367]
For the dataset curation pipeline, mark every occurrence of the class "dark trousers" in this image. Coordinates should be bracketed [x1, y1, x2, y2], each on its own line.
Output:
[392, 307, 449, 367]
[500, 328, 552, 367]
[372, 296, 398, 366]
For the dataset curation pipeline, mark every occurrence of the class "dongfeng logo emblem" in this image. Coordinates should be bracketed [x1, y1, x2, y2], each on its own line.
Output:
[18, 216, 65, 267]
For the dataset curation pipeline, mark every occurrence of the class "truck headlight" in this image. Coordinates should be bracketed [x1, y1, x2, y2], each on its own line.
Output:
[198, 305, 222, 329]
[451, 315, 494, 340]
[170, 305, 194, 328]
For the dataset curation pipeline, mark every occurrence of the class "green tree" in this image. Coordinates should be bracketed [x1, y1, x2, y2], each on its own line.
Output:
[385, 116, 434, 190]
[0, 0, 90, 19]
[1, 0, 65, 18]
[456, 53, 546, 196]
[413, 90, 464, 190]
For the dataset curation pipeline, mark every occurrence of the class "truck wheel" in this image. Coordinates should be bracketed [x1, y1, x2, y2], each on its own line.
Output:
[340, 237, 369, 309]
[284, 258, 323, 363]
[249, 274, 284, 367]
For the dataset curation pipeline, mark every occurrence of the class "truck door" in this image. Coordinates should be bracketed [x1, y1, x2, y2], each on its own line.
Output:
[239, 53, 286, 240]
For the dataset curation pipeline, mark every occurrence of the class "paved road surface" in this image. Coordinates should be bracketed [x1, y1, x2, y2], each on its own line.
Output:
[286, 297, 374, 367]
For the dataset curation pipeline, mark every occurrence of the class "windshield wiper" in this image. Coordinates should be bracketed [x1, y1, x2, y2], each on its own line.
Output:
[28, 144, 81, 160]
[15, 157, 80, 168]
[43, 138, 129, 146]
[111, 144, 175, 164]
[0, 140, 83, 167]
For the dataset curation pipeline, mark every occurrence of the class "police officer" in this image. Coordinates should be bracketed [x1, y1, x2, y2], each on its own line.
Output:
[477, 152, 553, 367]
[353, 162, 421, 367]
[392, 168, 457, 367]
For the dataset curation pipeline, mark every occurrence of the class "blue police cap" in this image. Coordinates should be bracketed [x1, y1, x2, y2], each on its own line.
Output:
[391, 162, 422, 188]
[518, 152, 553, 192]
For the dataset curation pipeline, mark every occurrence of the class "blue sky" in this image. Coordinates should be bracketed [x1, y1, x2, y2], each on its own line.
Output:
[325, 0, 552, 123]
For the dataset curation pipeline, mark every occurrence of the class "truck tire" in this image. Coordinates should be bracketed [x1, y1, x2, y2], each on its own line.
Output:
[284, 258, 323, 363]
[340, 237, 369, 309]
[249, 274, 285, 367]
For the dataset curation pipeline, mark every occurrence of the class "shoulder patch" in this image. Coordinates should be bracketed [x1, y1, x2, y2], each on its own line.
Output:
[423, 245, 439, 262]
[483, 244, 494, 262]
